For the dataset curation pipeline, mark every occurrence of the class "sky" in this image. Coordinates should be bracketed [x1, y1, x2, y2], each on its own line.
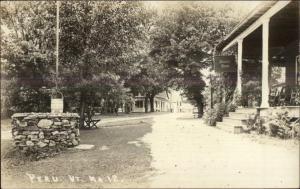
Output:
[144, 1, 261, 19]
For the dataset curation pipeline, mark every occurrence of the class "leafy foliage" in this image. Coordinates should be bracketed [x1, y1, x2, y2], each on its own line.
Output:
[1, 2, 56, 116]
[149, 2, 240, 117]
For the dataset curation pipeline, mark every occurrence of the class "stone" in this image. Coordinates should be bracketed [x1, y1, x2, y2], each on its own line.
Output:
[60, 131, 68, 135]
[17, 120, 27, 127]
[44, 139, 50, 143]
[49, 140, 56, 147]
[75, 144, 95, 150]
[30, 131, 39, 135]
[13, 131, 18, 136]
[14, 135, 26, 140]
[52, 131, 59, 135]
[38, 119, 53, 129]
[39, 132, 45, 139]
[53, 122, 62, 126]
[75, 129, 80, 136]
[71, 139, 79, 146]
[70, 121, 77, 127]
[37, 141, 47, 148]
[53, 118, 60, 122]
[70, 133, 76, 139]
[27, 120, 37, 126]
[26, 126, 39, 131]
[23, 131, 31, 135]
[62, 119, 69, 125]
[26, 141, 34, 146]
[99, 145, 109, 151]
[64, 124, 71, 127]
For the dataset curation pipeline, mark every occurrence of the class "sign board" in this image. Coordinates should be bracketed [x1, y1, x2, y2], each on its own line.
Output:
[51, 98, 64, 113]
[214, 55, 236, 73]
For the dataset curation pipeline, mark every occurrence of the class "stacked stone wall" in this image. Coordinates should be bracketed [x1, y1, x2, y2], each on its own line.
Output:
[11, 113, 80, 160]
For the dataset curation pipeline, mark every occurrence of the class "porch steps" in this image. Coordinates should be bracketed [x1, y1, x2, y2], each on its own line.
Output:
[216, 108, 257, 133]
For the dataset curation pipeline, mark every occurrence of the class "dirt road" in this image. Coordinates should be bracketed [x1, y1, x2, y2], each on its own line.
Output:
[143, 113, 299, 188]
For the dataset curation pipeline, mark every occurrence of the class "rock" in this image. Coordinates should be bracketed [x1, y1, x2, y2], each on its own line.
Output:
[62, 119, 69, 125]
[28, 120, 37, 126]
[49, 140, 56, 147]
[70, 121, 77, 127]
[17, 120, 28, 127]
[70, 133, 76, 139]
[60, 131, 68, 135]
[13, 131, 18, 136]
[53, 122, 62, 126]
[71, 139, 79, 146]
[23, 131, 31, 135]
[26, 126, 39, 131]
[39, 132, 45, 139]
[37, 141, 47, 148]
[64, 124, 71, 127]
[14, 135, 26, 140]
[52, 131, 59, 135]
[44, 139, 50, 143]
[38, 119, 53, 129]
[75, 129, 80, 136]
[53, 118, 60, 122]
[26, 141, 34, 146]
[30, 131, 39, 135]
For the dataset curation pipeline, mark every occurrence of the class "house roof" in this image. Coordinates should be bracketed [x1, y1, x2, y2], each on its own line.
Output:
[216, 1, 278, 51]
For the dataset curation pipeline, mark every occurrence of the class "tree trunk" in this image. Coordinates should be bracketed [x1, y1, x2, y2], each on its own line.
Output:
[150, 94, 155, 112]
[144, 95, 149, 113]
[79, 91, 87, 128]
[197, 101, 204, 118]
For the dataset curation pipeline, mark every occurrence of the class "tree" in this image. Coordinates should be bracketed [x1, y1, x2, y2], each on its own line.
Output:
[125, 55, 169, 113]
[58, 1, 150, 125]
[148, 2, 240, 117]
[1, 2, 56, 116]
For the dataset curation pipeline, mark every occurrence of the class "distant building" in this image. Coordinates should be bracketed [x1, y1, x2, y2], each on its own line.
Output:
[132, 91, 171, 112]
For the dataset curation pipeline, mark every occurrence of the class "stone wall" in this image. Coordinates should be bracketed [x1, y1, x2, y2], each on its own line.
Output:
[11, 113, 80, 160]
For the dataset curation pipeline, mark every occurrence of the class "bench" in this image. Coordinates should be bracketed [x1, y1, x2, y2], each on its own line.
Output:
[84, 117, 101, 128]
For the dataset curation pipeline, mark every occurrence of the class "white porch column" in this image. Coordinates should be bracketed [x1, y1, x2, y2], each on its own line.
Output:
[237, 39, 243, 95]
[261, 19, 270, 108]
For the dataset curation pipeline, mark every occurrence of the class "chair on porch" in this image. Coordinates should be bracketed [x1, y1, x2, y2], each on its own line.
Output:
[290, 87, 300, 106]
[269, 88, 279, 107]
[278, 86, 288, 106]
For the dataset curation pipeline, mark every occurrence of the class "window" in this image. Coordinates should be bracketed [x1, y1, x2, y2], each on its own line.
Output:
[271, 66, 286, 86]
[135, 100, 143, 108]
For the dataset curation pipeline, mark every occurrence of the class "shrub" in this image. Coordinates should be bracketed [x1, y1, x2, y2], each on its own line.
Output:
[213, 102, 226, 122]
[226, 102, 237, 113]
[265, 110, 292, 139]
[291, 120, 300, 139]
[203, 108, 217, 126]
[233, 90, 242, 107]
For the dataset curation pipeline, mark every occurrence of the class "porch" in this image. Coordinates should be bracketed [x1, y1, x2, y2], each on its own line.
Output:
[216, 1, 299, 117]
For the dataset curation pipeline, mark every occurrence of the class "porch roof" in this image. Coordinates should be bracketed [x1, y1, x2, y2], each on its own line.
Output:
[216, 1, 277, 52]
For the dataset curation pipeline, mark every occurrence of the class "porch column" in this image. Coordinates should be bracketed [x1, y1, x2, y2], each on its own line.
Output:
[261, 19, 270, 108]
[237, 39, 243, 95]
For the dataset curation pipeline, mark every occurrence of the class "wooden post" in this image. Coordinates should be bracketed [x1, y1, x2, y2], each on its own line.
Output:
[237, 39, 243, 96]
[261, 19, 270, 108]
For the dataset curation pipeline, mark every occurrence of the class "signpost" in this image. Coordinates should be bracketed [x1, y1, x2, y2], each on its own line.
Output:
[214, 55, 236, 73]
[51, 1, 63, 113]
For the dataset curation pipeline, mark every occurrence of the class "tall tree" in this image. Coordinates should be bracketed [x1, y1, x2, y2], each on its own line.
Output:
[1, 2, 56, 115]
[58, 1, 149, 125]
[149, 2, 240, 117]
